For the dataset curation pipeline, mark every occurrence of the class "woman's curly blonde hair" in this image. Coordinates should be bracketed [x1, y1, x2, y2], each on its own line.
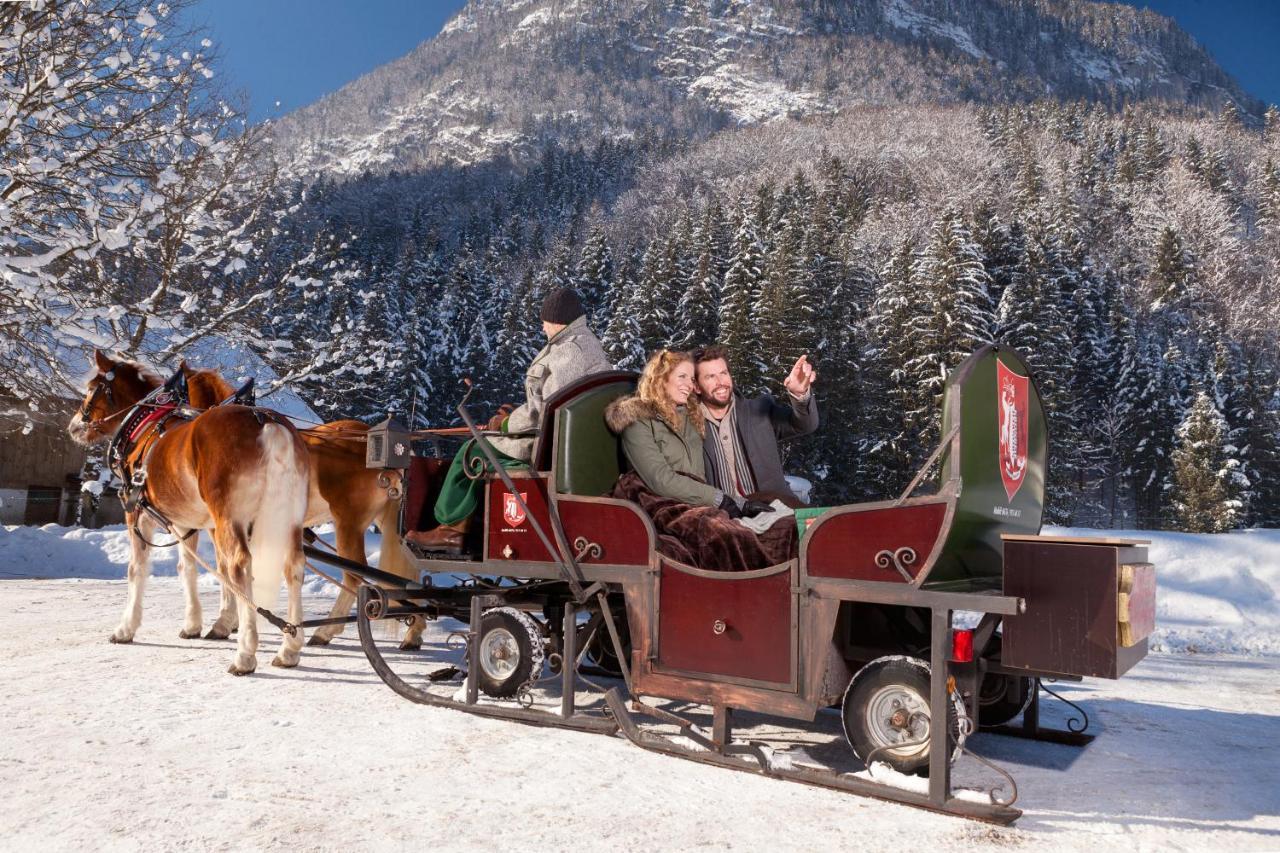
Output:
[636, 349, 705, 437]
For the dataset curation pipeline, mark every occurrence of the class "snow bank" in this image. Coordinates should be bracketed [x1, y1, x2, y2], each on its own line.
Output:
[0, 523, 379, 597]
[1050, 526, 1280, 657]
[4, 523, 1278, 656]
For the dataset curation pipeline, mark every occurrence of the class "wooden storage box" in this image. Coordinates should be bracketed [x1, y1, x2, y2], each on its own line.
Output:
[1001, 535, 1155, 679]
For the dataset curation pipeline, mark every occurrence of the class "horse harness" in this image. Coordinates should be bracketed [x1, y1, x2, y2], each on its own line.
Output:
[105, 371, 273, 548]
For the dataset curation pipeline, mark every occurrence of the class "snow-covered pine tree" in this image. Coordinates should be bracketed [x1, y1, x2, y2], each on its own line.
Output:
[1257, 159, 1280, 237]
[1117, 320, 1180, 528]
[1207, 341, 1256, 521]
[972, 202, 1022, 309]
[634, 234, 676, 351]
[1265, 105, 1280, 142]
[1236, 354, 1280, 527]
[1217, 100, 1243, 135]
[1148, 226, 1201, 402]
[863, 237, 926, 497]
[756, 189, 815, 385]
[719, 204, 768, 393]
[1137, 123, 1170, 182]
[600, 252, 646, 370]
[662, 212, 697, 346]
[675, 201, 726, 349]
[576, 225, 614, 323]
[1171, 391, 1243, 533]
[905, 208, 994, 428]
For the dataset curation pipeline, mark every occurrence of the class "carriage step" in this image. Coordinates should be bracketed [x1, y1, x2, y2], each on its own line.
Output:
[406, 544, 478, 562]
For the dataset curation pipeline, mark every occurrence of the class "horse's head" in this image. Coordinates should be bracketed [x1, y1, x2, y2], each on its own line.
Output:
[67, 350, 162, 445]
[181, 363, 236, 409]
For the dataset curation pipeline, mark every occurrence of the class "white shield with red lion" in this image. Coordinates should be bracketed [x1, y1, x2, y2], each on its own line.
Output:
[503, 491, 528, 527]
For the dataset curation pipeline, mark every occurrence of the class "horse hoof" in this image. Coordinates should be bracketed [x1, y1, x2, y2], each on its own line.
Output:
[399, 638, 423, 652]
[306, 634, 331, 647]
[203, 629, 229, 641]
[227, 664, 255, 676]
[109, 633, 132, 644]
[178, 629, 201, 639]
[271, 654, 299, 669]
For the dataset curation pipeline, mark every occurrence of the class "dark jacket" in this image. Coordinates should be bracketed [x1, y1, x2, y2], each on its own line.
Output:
[702, 391, 818, 500]
[605, 396, 722, 508]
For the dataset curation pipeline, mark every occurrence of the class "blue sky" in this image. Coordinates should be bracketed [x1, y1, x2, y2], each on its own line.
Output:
[186, 0, 468, 122]
[190, 0, 1279, 123]
[1125, 0, 1280, 108]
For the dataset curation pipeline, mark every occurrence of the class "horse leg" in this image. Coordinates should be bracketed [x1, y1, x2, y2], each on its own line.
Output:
[378, 496, 427, 651]
[306, 521, 366, 646]
[306, 582, 353, 647]
[177, 532, 203, 639]
[204, 579, 238, 640]
[271, 532, 306, 668]
[110, 512, 153, 643]
[214, 521, 258, 676]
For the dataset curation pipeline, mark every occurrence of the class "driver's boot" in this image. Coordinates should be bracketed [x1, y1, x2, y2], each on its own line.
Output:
[406, 518, 470, 554]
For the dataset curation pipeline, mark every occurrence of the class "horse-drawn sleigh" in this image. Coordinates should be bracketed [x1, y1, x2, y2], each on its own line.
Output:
[71, 345, 1157, 825]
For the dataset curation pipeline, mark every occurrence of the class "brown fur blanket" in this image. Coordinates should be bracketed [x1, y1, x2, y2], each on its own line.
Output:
[610, 471, 797, 571]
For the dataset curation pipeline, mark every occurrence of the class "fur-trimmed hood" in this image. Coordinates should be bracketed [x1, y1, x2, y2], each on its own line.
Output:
[605, 395, 704, 437]
[605, 395, 659, 434]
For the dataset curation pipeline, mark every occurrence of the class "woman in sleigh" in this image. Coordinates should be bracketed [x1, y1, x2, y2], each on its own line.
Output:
[604, 349, 796, 571]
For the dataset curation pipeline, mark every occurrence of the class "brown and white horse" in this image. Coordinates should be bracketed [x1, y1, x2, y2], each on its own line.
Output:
[68, 351, 312, 675]
[175, 366, 426, 649]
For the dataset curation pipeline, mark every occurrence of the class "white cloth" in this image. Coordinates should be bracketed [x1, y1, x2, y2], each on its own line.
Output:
[733, 499, 794, 534]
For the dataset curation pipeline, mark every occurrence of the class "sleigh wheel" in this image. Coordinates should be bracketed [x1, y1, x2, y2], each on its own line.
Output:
[977, 636, 1032, 727]
[842, 656, 956, 776]
[585, 605, 631, 678]
[477, 608, 544, 699]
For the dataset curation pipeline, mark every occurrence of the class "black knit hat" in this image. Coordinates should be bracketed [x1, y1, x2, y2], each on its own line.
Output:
[540, 287, 585, 325]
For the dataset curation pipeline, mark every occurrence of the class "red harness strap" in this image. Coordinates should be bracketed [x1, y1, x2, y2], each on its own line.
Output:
[128, 403, 177, 443]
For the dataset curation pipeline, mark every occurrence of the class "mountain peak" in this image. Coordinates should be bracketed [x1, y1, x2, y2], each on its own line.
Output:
[274, 0, 1259, 177]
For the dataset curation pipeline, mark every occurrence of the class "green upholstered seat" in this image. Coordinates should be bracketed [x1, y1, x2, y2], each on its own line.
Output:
[553, 379, 636, 496]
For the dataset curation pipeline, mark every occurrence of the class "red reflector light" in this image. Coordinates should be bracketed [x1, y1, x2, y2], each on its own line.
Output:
[951, 629, 974, 663]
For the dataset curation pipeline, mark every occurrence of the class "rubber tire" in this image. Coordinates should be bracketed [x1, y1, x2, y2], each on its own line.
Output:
[841, 656, 956, 776]
[977, 635, 1033, 728]
[586, 607, 631, 678]
[476, 608, 545, 699]
[978, 673, 1032, 727]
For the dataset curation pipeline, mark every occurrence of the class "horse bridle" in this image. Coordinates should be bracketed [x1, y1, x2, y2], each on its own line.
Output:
[78, 370, 116, 421]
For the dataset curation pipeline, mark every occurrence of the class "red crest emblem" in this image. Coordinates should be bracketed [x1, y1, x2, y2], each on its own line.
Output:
[997, 360, 1029, 503]
[502, 492, 527, 527]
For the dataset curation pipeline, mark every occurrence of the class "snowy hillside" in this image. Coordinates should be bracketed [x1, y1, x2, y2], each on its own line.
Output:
[272, 0, 1258, 178]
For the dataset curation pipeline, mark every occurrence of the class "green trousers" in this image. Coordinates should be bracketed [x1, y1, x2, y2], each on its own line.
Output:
[433, 439, 527, 525]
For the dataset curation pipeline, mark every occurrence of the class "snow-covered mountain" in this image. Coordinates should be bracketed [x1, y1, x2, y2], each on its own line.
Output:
[271, 0, 1259, 177]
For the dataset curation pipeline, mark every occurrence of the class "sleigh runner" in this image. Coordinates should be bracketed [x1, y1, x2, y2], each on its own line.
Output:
[287, 344, 1156, 825]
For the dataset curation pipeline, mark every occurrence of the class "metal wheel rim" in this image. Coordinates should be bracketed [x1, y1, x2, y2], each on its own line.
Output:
[480, 627, 520, 681]
[864, 683, 930, 758]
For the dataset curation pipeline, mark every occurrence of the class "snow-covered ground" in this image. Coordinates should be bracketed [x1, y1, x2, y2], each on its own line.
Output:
[1, 524, 1278, 850]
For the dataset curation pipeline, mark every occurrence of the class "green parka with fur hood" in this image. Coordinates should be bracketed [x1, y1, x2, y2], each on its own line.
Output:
[605, 395, 722, 508]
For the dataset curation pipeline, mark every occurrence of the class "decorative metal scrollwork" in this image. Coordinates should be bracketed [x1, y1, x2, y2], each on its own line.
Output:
[377, 471, 403, 500]
[362, 586, 387, 620]
[573, 536, 602, 562]
[1039, 679, 1090, 734]
[462, 444, 488, 481]
[874, 546, 918, 582]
